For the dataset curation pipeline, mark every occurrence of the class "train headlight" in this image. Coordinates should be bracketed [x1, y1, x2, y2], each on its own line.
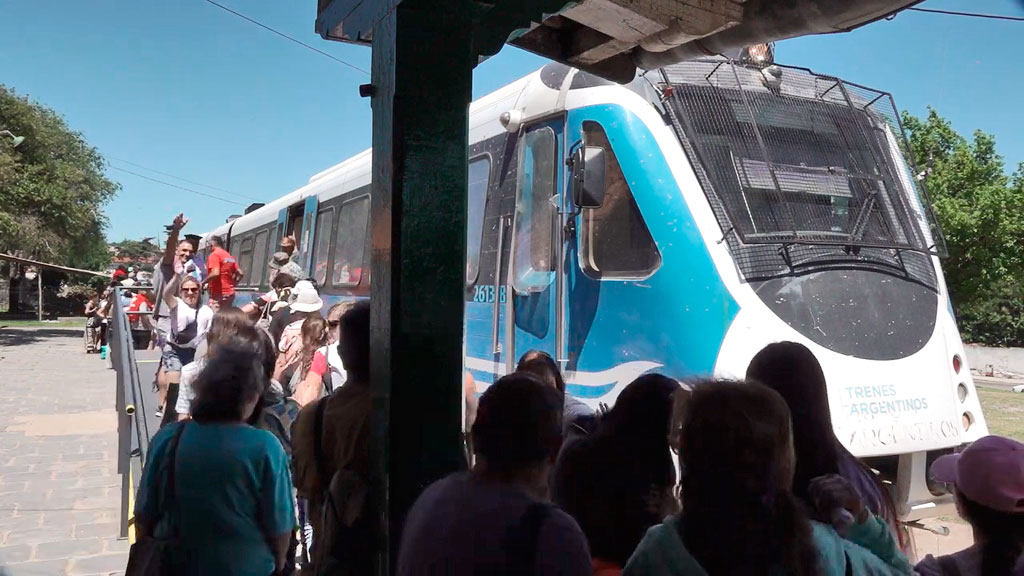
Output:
[957, 383, 968, 403]
[952, 354, 962, 374]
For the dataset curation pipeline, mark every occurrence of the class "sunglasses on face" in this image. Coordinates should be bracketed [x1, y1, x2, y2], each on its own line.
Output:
[181, 287, 200, 294]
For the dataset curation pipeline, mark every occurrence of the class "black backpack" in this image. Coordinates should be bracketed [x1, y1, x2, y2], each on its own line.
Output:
[501, 501, 552, 575]
[309, 399, 372, 576]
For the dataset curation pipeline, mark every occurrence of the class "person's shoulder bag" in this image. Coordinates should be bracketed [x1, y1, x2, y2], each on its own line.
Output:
[310, 398, 371, 576]
[125, 423, 188, 576]
[936, 556, 964, 576]
[255, 294, 276, 338]
[504, 501, 551, 575]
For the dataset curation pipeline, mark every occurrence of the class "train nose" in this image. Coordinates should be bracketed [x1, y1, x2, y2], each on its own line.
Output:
[752, 269, 938, 361]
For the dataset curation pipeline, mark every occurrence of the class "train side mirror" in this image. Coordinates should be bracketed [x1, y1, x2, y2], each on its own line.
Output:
[571, 146, 606, 208]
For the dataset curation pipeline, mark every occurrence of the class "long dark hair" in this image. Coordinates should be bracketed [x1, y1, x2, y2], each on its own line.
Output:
[957, 490, 1024, 575]
[191, 332, 267, 424]
[680, 380, 819, 576]
[299, 315, 327, 379]
[746, 341, 903, 546]
[553, 373, 680, 567]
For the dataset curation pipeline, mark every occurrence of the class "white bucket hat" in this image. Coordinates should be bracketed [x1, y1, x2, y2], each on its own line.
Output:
[290, 280, 323, 313]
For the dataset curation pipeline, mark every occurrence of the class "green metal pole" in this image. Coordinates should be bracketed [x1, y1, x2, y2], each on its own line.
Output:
[368, 2, 473, 573]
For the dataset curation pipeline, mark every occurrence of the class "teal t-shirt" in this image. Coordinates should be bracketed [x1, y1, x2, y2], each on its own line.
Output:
[137, 421, 295, 576]
[623, 513, 912, 576]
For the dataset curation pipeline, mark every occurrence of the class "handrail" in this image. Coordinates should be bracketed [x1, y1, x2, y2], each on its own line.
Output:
[491, 216, 508, 356]
[110, 286, 155, 539]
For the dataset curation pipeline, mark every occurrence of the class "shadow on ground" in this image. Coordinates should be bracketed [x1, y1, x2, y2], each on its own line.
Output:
[0, 328, 83, 347]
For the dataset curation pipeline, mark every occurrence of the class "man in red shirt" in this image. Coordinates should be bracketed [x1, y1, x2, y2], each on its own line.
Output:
[203, 235, 243, 309]
[126, 290, 155, 349]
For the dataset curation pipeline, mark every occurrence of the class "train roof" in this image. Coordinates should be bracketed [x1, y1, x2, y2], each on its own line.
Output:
[207, 63, 642, 241]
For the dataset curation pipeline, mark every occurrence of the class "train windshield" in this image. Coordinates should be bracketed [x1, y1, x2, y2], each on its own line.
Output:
[661, 59, 944, 255]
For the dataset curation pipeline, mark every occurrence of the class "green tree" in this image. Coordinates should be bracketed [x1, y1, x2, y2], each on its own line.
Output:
[0, 85, 118, 270]
[902, 108, 1024, 345]
[111, 238, 159, 261]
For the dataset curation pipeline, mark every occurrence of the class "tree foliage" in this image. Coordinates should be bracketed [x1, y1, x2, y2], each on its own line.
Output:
[902, 108, 1024, 346]
[111, 238, 159, 261]
[0, 84, 118, 271]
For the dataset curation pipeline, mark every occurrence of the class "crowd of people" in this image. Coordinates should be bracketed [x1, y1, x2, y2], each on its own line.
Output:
[84, 265, 156, 355]
[125, 213, 1023, 576]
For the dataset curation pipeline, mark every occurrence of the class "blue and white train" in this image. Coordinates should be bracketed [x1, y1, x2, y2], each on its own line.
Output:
[201, 56, 986, 520]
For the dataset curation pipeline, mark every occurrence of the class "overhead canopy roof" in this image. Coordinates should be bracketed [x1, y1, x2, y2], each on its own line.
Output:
[316, 0, 923, 82]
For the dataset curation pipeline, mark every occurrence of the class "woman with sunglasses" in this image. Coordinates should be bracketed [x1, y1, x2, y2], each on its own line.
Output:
[319, 301, 351, 391]
[157, 252, 214, 426]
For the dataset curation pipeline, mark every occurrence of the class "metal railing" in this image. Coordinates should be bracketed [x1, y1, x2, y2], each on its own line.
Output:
[109, 286, 157, 539]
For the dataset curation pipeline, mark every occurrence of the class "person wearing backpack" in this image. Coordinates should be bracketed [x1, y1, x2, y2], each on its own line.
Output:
[288, 315, 329, 407]
[269, 280, 322, 349]
[290, 301, 374, 575]
[272, 282, 323, 384]
[397, 372, 592, 576]
[241, 258, 300, 333]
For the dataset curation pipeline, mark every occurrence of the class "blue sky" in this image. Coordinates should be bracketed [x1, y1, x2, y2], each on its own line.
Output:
[3, 0, 1023, 242]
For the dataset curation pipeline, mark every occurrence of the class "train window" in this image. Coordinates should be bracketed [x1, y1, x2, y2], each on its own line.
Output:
[332, 196, 370, 286]
[289, 209, 305, 260]
[466, 157, 491, 285]
[312, 208, 335, 286]
[251, 229, 270, 287]
[512, 126, 557, 294]
[237, 236, 255, 286]
[579, 122, 661, 279]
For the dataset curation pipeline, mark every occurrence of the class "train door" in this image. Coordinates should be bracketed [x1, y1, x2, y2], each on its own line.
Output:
[559, 111, 666, 386]
[299, 196, 318, 274]
[276, 197, 318, 278]
[275, 208, 289, 251]
[509, 118, 564, 368]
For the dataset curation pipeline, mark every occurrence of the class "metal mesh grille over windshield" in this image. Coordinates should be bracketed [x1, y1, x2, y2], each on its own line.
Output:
[660, 59, 945, 257]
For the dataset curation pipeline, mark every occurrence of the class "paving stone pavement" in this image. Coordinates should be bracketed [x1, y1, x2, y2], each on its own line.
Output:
[0, 327, 127, 576]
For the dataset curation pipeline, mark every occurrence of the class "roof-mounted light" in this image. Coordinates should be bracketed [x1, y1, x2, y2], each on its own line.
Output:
[740, 43, 775, 66]
[499, 110, 523, 134]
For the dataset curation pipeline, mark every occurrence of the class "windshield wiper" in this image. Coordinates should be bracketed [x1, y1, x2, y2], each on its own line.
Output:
[847, 188, 878, 248]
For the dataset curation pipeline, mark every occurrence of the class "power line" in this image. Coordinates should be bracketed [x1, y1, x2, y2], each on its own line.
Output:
[106, 155, 263, 202]
[202, 0, 370, 75]
[906, 6, 1024, 22]
[108, 165, 245, 206]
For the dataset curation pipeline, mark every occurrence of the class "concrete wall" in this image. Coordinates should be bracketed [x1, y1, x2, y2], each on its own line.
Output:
[965, 344, 1024, 377]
